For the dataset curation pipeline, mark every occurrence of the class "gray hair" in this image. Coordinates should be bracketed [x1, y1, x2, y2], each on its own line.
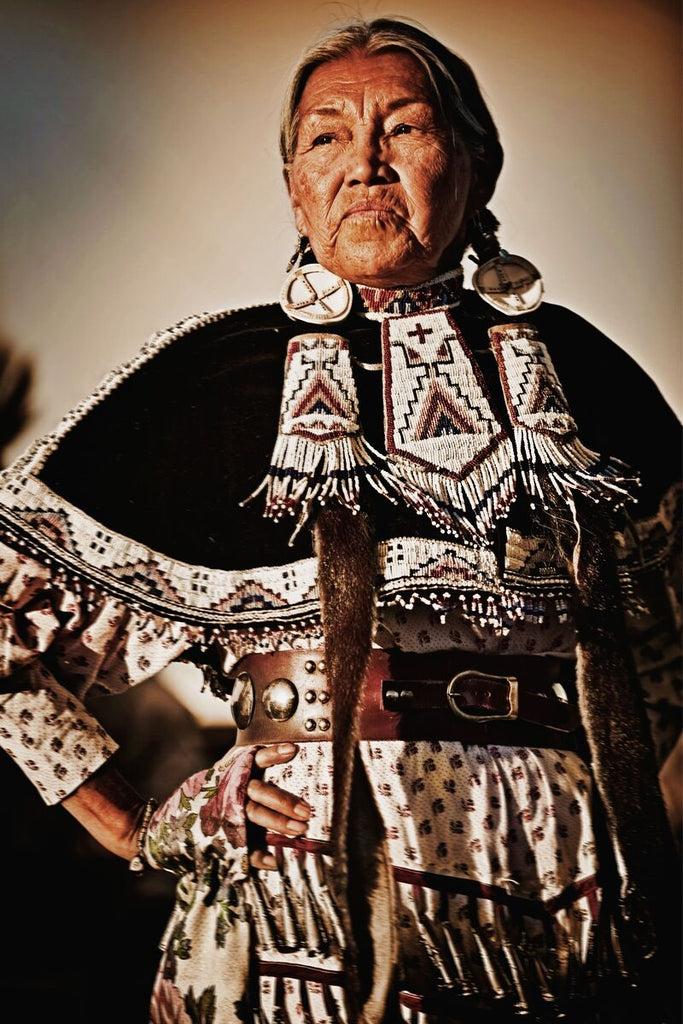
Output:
[279, 18, 503, 204]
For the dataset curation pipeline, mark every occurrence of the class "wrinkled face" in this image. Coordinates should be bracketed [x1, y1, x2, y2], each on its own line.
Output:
[286, 49, 473, 287]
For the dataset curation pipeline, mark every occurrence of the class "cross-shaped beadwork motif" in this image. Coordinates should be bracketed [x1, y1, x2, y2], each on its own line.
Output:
[407, 323, 433, 345]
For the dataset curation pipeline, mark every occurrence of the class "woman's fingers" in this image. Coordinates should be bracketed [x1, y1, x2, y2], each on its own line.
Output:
[254, 742, 299, 769]
[249, 848, 278, 871]
[246, 777, 310, 818]
[246, 777, 310, 836]
[247, 742, 311, 866]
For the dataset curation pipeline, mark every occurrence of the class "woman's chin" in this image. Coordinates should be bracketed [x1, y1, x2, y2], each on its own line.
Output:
[319, 241, 440, 289]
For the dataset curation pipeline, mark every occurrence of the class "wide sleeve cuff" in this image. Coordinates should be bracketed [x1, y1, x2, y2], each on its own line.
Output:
[0, 534, 200, 802]
[0, 663, 119, 804]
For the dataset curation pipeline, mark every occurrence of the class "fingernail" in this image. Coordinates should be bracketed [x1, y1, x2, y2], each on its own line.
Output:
[286, 820, 308, 835]
[262, 855, 277, 870]
[293, 802, 310, 819]
[277, 743, 297, 754]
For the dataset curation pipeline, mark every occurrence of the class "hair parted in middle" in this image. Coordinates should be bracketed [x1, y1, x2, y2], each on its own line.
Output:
[279, 17, 504, 214]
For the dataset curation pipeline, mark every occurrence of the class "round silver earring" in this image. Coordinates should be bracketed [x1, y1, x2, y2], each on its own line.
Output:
[469, 210, 544, 315]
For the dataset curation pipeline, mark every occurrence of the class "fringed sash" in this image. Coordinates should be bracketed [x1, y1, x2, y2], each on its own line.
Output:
[490, 324, 636, 508]
[247, 313, 638, 543]
[382, 311, 515, 536]
[242, 334, 444, 543]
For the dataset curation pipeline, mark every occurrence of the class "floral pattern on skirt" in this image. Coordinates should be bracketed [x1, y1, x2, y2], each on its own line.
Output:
[143, 737, 615, 1023]
[145, 745, 257, 1023]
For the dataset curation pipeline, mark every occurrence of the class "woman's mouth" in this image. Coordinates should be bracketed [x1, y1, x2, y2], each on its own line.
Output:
[343, 201, 401, 219]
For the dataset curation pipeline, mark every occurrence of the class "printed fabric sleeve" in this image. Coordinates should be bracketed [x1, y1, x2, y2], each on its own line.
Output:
[0, 536, 199, 804]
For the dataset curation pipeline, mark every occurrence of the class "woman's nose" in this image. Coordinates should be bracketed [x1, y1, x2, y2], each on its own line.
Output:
[345, 129, 393, 186]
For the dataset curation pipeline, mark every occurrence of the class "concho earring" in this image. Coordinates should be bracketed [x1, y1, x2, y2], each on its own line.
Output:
[280, 235, 353, 325]
[469, 209, 544, 315]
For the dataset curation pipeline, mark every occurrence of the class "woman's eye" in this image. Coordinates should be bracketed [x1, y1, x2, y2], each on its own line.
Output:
[391, 123, 413, 136]
[311, 134, 334, 147]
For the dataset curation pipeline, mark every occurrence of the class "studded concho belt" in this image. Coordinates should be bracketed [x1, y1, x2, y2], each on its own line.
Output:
[228, 650, 580, 749]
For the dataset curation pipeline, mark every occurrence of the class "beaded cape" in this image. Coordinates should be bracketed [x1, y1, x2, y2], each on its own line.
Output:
[0, 280, 678, 648]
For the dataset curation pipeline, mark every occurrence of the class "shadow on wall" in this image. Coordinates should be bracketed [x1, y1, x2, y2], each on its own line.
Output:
[0, 330, 236, 1023]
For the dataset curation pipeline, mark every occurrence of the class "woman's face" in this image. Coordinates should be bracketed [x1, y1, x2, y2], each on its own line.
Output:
[286, 49, 473, 287]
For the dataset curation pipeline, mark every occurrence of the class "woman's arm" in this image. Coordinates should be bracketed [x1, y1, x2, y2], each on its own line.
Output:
[62, 764, 148, 860]
[60, 743, 310, 869]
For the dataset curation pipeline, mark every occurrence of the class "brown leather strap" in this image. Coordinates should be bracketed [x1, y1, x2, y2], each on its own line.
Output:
[228, 649, 579, 749]
[383, 675, 579, 731]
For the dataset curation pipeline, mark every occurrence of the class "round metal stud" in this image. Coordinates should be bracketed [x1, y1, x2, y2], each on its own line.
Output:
[262, 678, 299, 722]
[304, 689, 317, 704]
[318, 690, 330, 704]
[317, 660, 326, 673]
[231, 671, 255, 730]
[304, 660, 316, 674]
[318, 718, 331, 732]
[304, 718, 316, 732]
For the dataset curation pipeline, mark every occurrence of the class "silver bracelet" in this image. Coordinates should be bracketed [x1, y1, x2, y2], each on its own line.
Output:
[129, 797, 159, 875]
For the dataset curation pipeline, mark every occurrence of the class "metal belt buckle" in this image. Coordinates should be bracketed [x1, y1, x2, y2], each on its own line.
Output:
[446, 670, 519, 723]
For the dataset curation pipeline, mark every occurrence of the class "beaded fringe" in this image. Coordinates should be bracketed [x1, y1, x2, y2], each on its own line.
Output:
[244, 430, 488, 545]
[513, 428, 637, 512]
[383, 443, 515, 539]
[379, 586, 571, 635]
[252, 318, 641, 549]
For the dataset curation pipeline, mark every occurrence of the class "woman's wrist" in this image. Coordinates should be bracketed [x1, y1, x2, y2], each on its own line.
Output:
[62, 766, 151, 861]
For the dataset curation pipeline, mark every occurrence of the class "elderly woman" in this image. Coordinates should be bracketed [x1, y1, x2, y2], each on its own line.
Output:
[0, 17, 680, 1024]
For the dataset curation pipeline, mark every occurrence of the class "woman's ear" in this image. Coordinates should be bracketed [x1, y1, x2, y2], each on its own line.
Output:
[284, 168, 309, 237]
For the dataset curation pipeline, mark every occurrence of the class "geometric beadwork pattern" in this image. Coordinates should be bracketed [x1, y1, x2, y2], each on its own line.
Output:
[491, 325, 575, 435]
[281, 334, 359, 442]
[356, 267, 464, 319]
[0, 473, 320, 626]
[489, 323, 639, 508]
[384, 311, 503, 463]
[382, 310, 515, 535]
[0, 472, 677, 636]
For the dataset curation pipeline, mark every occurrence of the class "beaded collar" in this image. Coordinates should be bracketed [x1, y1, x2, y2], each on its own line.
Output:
[355, 267, 464, 319]
[263, 261, 637, 545]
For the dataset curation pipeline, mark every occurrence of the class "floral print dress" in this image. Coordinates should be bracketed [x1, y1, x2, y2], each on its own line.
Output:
[144, 721, 610, 1022]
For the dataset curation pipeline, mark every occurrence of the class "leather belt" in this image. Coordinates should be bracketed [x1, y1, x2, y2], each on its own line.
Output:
[228, 649, 579, 749]
[385, 672, 579, 732]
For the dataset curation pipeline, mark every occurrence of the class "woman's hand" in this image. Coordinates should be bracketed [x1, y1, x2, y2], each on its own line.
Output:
[246, 742, 311, 870]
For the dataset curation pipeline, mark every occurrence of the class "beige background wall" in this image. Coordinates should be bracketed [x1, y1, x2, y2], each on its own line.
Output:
[1, 0, 681, 459]
[1, 0, 680, 722]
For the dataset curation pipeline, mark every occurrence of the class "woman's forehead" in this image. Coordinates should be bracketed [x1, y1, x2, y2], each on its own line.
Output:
[297, 50, 437, 120]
